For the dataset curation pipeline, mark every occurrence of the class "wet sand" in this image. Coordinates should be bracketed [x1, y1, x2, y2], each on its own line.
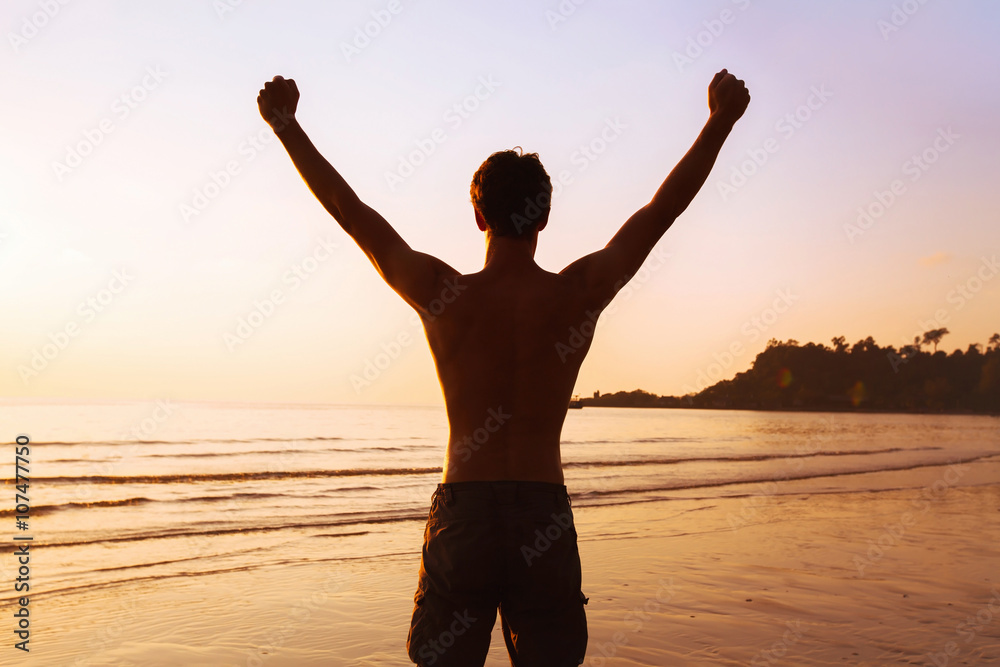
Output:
[16, 481, 1000, 666]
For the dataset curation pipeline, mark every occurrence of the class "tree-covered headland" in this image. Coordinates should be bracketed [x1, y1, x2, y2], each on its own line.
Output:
[583, 331, 1000, 414]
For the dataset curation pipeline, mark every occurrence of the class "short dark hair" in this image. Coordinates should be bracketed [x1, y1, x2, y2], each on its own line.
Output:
[470, 148, 552, 238]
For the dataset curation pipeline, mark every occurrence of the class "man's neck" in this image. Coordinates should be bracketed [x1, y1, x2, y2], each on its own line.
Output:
[483, 233, 539, 271]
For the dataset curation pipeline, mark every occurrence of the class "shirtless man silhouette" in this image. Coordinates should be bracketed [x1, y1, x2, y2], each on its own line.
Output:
[258, 68, 749, 666]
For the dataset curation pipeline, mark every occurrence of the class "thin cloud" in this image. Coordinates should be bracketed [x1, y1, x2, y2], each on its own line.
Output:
[919, 252, 953, 268]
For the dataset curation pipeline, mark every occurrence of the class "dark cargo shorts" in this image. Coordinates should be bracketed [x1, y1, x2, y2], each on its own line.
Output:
[406, 481, 589, 666]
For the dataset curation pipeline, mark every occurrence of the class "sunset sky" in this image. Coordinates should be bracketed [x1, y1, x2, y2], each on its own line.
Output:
[3, 0, 998, 405]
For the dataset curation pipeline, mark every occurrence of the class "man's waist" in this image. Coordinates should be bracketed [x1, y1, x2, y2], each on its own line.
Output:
[434, 480, 570, 506]
[439, 479, 567, 493]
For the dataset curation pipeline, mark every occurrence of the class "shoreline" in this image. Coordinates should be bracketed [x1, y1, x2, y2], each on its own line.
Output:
[578, 402, 1000, 417]
[3, 394, 996, 417]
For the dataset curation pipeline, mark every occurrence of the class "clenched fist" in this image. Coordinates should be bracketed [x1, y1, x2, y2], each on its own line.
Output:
[708, 69, 750, 126]
[258, 75, 299, 130]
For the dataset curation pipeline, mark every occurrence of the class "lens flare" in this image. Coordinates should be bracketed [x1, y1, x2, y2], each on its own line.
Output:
[849, 380, 867, 406]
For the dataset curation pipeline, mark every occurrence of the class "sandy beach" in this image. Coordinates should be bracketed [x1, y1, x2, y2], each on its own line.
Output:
[18, 472, 1000, 666]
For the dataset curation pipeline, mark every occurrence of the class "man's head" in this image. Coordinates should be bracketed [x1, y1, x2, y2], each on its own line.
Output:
[470, 148, 552, 238]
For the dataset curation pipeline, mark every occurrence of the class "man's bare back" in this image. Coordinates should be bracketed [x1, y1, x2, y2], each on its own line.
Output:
[426, 252, 598, 484]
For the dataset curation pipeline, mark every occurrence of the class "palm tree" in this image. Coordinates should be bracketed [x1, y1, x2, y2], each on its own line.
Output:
[990, 333, 1000, 350]
[922, 328, 949, 353]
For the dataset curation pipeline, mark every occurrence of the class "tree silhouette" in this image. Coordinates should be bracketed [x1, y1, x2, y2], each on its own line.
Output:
[585, 333, 999, 414]
[851, 336, 877, 354]
[922, 328, 949, 353]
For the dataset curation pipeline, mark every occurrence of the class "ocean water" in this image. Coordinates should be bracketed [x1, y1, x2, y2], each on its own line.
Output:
[1, 400, 998, 607]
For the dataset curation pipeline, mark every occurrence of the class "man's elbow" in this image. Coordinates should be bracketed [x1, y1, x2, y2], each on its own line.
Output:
[322, 197, 365, 234]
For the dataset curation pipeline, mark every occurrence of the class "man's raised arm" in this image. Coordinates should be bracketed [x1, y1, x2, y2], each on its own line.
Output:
[258, 76, 456, 315]
[562, 69, 750, 305]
